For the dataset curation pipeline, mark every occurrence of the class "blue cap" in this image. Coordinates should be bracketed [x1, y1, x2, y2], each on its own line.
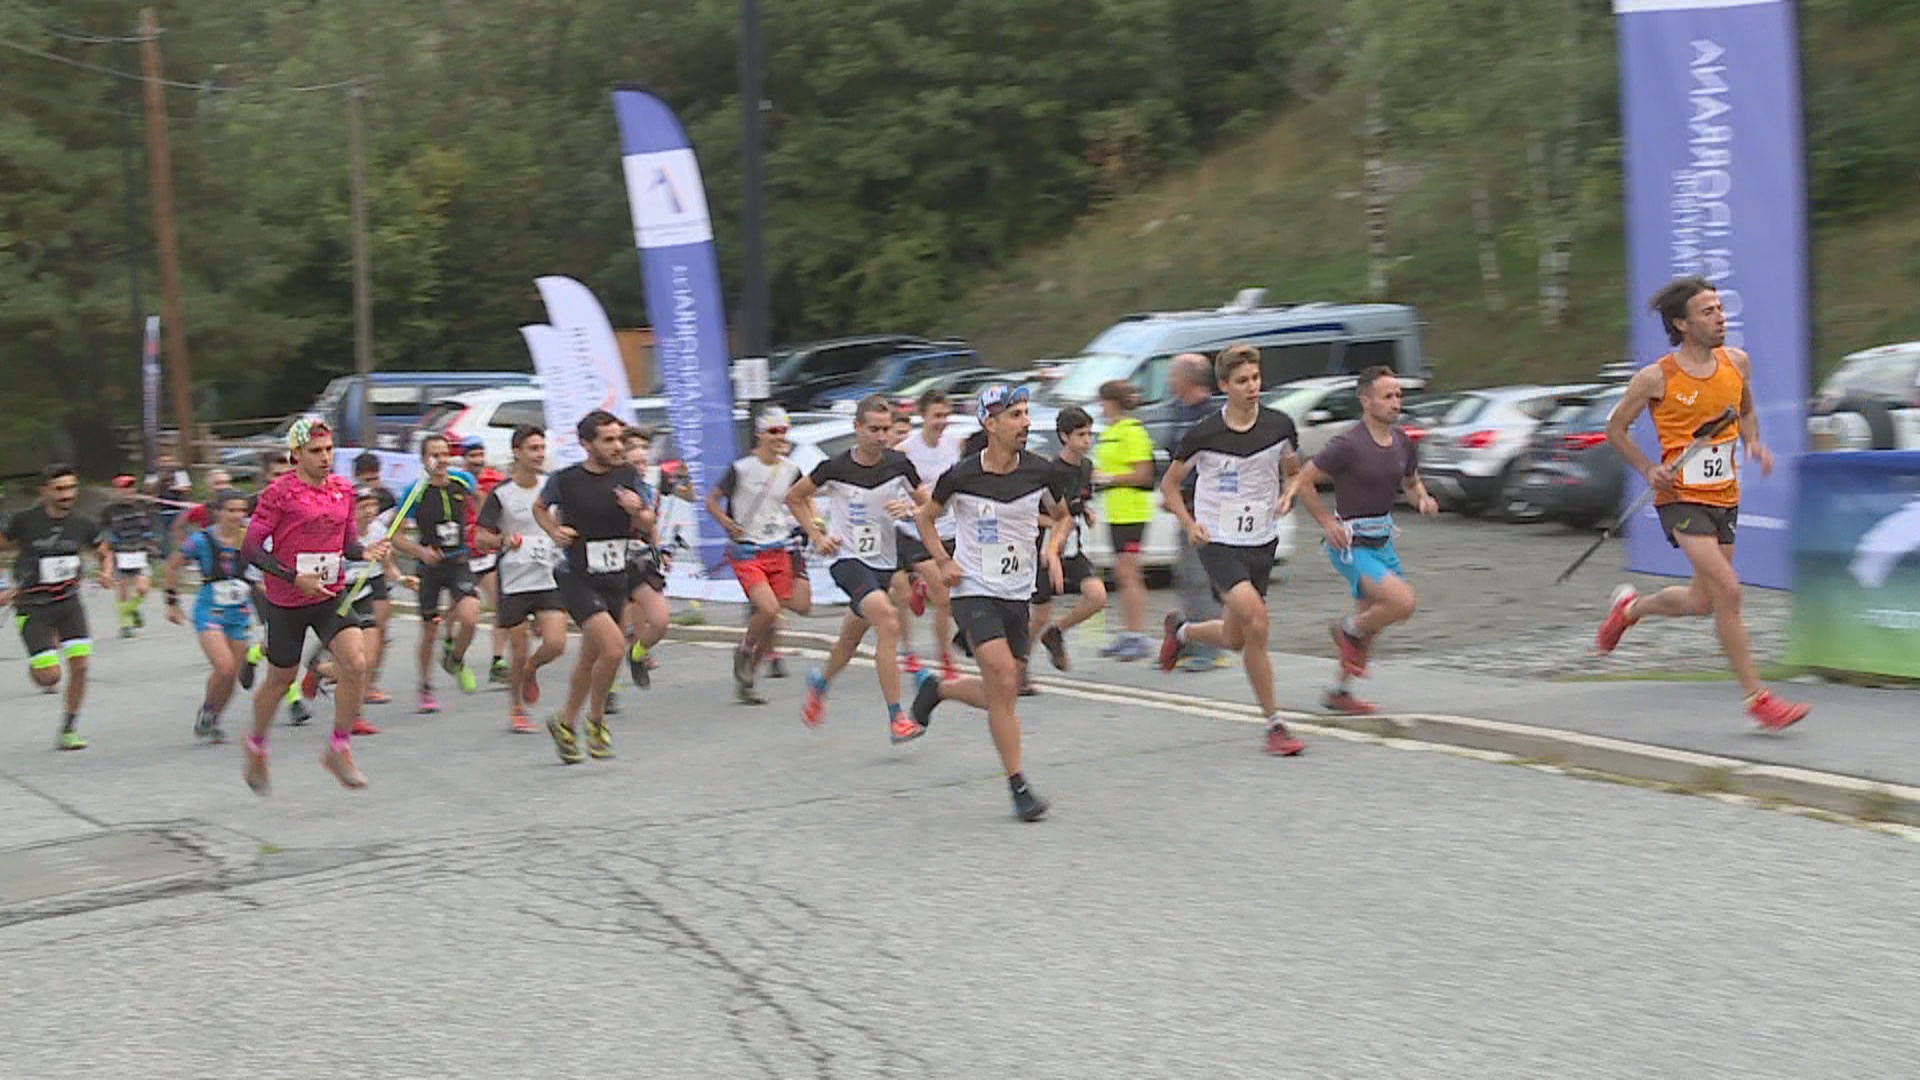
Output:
[461, 435, 486, 452]
[975, 383, 1029, 424]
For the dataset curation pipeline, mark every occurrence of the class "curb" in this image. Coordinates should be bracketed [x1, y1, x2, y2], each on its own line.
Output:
[666, 624, 1920, 828]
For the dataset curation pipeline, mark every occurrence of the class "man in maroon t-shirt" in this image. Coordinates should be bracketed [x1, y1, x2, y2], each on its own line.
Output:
[1287, 366, 1439, 716]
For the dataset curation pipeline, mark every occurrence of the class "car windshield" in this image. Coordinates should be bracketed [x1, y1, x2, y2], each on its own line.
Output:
[1048, 353, 1141, 401]
[1440, 395, 1489, 427]
[1823, 352, 1920, 396]
[1265, 386, 1327, 417]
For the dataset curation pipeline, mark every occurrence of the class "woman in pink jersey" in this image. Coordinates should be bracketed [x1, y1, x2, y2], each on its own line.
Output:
[238, 418, 390, 794]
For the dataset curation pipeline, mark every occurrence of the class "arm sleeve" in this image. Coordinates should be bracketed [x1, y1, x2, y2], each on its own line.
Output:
[714, 464, 739, 502]
[180, 531, 206, 570]
[901, 460, 924, 491]
[931, 465, 962, 505]
[1171, 424, 1203, 463]
[1403, 433, 1420, 477]
[1311, 433, 1348, 476]
[341, 491, 365, 561]
[539, 472, 566, 509]
[806, 459, 835, 488]
[242, 486, 294, 581]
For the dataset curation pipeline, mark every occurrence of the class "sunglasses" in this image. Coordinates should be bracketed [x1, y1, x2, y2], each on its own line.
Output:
[762, 426, 790, 436]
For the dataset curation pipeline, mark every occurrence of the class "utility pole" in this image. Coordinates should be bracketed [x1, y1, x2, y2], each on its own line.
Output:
[115, 65, 148, 466]
[138, 8, 198, 469]
[739, 0, 770, 357]
[347, 80, 376, 448]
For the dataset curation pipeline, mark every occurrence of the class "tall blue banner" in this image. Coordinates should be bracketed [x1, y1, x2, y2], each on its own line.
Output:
[1616, 0, 1808, 589]
[613, 87, 736, 572]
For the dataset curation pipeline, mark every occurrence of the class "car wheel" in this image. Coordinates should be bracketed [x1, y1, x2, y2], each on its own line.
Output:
[1495, 464, 1543, 523]
[1833, 397, 1898, 450]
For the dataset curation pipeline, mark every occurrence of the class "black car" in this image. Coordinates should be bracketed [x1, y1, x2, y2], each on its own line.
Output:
[765, 334, 967, 410]
[1511, 386, 1627, 529]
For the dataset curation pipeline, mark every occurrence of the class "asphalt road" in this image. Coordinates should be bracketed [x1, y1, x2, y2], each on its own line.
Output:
[2, 591, 1916, 1079]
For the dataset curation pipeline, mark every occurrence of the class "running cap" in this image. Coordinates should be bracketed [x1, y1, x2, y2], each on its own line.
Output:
[755, 405, 792, 433]
[111, 474, 137, 489]
[975, 383, 1029, 424]
[461, 435, 485, 452]
[287, 416, 332, 451]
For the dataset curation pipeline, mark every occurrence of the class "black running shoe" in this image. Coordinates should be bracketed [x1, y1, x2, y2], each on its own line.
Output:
[629, 642, 651, 689]
[237, 649, 257, 691]
[288, 699, 312, 727]
[909, 669, 942, 731]
[1011, 783, 1051, 822]
[489, 657, 510, 685]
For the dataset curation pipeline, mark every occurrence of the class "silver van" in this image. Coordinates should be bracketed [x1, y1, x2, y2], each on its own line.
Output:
[1043, 290, 1427, 408]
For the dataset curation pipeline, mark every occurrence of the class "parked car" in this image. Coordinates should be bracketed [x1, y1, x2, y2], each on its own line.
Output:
[1806, 341, 1920, 451]
[764, 334, 965, 410]
[1509, 386, 1628, 528]
[1418, 384, 1583, 516]
[809, 347, 983, 411]
[1263, 374, 1431, 461]
[411, 389, 550, 464]
[314, 371, 537, 450]
[1043, 289, 1428, 411]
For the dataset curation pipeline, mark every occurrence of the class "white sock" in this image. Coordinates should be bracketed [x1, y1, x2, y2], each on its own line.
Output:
[1175, 625, 1190, 645]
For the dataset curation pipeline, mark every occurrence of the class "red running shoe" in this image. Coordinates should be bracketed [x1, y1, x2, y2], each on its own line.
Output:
[940, 651, 960, 683]
[1595, 584, 1639, 655]
[521, 667, 541, 706]
[349, 716, 381, 736]
[300, 665, 324, 700]
[510, 708, 539, 735]
[1158, 612, 1185, 672]
[909, 576, 929, 617]
[902, 651, 923, 676]
[364, 688, 392, 706]
[1748, 691, 1810, 731]
[1264, 721, 1306, 756]
[1321, 689, 1376, 716]
[1330, 621, 1368, 678]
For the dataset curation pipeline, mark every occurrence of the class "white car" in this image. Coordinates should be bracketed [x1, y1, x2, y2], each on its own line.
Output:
[1264, 374, 1431, 461]
[1807, 341, 1920, 451]
[1417, 385, 1573, 515]
[412, 388, 550, 466]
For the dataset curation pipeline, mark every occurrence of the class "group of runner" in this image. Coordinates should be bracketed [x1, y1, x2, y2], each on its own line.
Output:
[2, 275, 1810, 819]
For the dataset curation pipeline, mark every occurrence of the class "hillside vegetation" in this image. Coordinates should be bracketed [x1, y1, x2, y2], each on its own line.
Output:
[948, 0, 1920, 389]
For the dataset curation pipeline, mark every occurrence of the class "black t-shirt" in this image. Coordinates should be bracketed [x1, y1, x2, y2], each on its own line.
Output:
[1048, 454, 1095, 558]
[103, 500, 157, 552]
[540, 463, 643, 581]
[410, 477, 476, 555]
[6, 506, 104, 607]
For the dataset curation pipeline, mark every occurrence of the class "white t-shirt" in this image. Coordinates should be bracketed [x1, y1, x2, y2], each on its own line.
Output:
[898, 429, 964, 539]
[715, 455, 802, 547]
[477, 478, 558, 594]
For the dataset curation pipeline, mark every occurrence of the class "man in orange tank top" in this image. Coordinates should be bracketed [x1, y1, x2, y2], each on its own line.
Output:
[1593, 276, 1808, 729]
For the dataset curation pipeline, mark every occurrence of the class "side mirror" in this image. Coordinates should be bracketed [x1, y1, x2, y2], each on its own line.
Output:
[1305, 409, 1333, 425]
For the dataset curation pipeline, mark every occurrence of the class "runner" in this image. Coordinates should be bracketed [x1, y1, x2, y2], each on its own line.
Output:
[240, 417, 388, 792]
[348, 452, 398, 704]
[1153, 353, 1230, 671]
[458, 436, 511, 685]
[1093, 380, 1155, 660]
[1026, 406, 1108, 690]
[1596, 275, 1810, 729]
[163, 489, 256, 743]
[619, 425, 670, 700]
[2, 464, 112, 749]
[238, 451, 318, 725]
[476, 424, 566, 735]
[102, 474, 159, 638]
[893, 388, 963, 683]
[1288, 366, 1439, 715]
[533, 409, 654, 764]
[393, 433, 482, 713]
[785, 395, 924, 739]
[706, 406, 812, 704]
[904, 384, 1067, 821]
[1156, 343, 1308, 756]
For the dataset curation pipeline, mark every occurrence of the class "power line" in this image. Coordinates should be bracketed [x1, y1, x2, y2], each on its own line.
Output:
[0, 79, 199, 122]
[0, 36, 359, 94]
[3, 11, 154, 45]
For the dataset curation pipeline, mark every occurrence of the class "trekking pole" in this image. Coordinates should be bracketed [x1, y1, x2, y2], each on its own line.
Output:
[1555, 405, 1739, 585]
[336, 478, 426, 615]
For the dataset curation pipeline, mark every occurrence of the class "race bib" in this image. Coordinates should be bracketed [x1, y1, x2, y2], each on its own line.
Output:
[469, 553, 498, 573]
[38, 555, 79, 584]
[435, 521, 461, 547]
[585, 539, 626, 574]
[756, 514, 789, 542]
[1219, 499, 1271, 541]
[295, 552, 341, 585]
[849, 523, 882, 560]
[521, 535, 554, 565]
[984, 542, 1027, 585]
[211, 579, 250, 607]
[1682, 442, 1737, 488]
[115, 551, 149, 571]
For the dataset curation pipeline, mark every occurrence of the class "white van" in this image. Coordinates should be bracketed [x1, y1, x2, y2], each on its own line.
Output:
[1044, 290, 1427, 409]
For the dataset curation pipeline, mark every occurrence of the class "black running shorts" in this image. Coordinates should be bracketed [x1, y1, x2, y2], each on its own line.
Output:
[1657, 502, 1738, 548]
[953, 595, 1032, 661]
[17, 598, 89, 662]
[263, 597, 369, 670]
[831, 559, 895, 612]
[1198, 540, 1277, 602]
[1030, 551, 1097, 606]
[896, 532, 935, 568]
[418, 558, 478, 620]
[498, 588, 563, 629]
[557, 571, 628, 629]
